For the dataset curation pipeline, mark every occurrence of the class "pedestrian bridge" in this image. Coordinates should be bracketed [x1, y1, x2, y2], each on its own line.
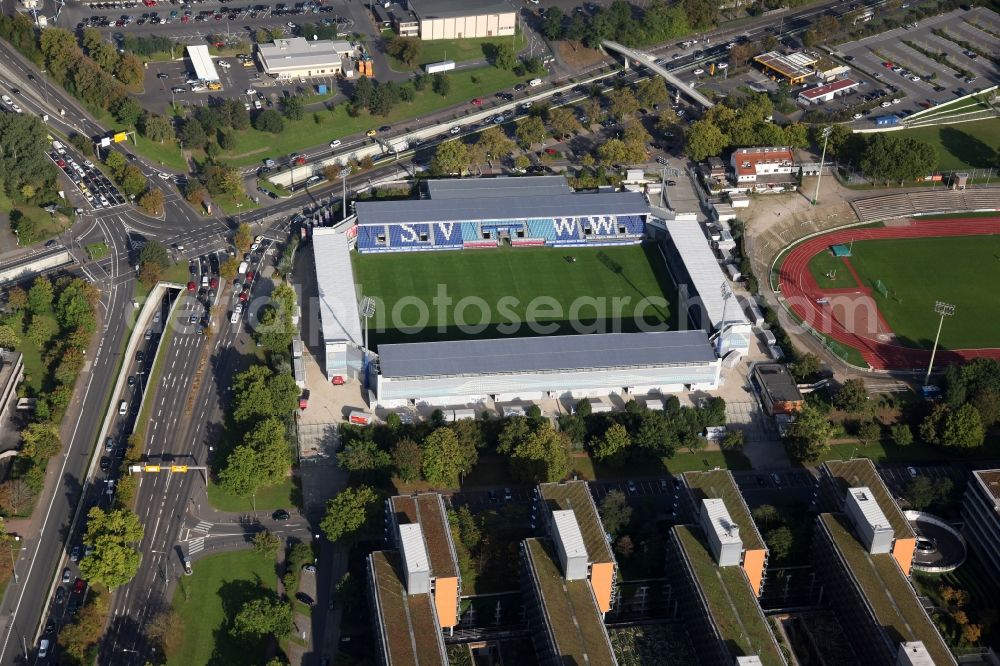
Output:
[602, 40, 714, 109]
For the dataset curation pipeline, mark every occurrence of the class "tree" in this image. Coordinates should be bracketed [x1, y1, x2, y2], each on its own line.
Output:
[0, 325, 18, 349]
[835, 378, 868, 412]
[473, 126, 515, 163]
[431, 140, 471, 176]
[234, 222, 253, 254]
[906, 476, 937, 510]
[636, 77, 669, 108]
[139, 260, 162, 287]
[138, 240, 169, 270]
[232, 596, 293, 638]
[655, 108, 679, 132]
[790, 353, 822, 382]
[487, 43, 517, 70]
[231, 365, 300, 424]
[752, 505, 782, 529]
[890, 423, 913, 447]
[599, 490, 632, 538]
[178, 118, 208, 149]
[720, 429, 745, 451]
[280, 95, 304, 121]
[941, 403, 984, 449]
[509, 423, 570, 483]
[607, 89, 639, 120]
[26, 316, 56, 346]
[432, 73, 451, 96]
[253, 109, 285, 134]
[55, 277, 100, 332]
[860, 133, 937, 185]
[26, 276, 54, 314]
[548, 107, 581, 139]
[422, 428, 468, 487]
[21, 422, 61, 459]
[252, 530, 281, 557]
[6, 286, 27, 312]
[497, 416, 533, 454]
[322, 164, 343, 182]
[113, 96, 143, 126]
[783, 404, 833, 462]
[592, 423, 631, 464]
[387, 36, 422, 66]
[685, 120, 727, 162]
[220, 256, 240, 281]
[764, 526, 794, 563]
[338, 439, 391, 474]
[392, 438, 423, 483]
[541, 7, 564, 39]
[516, 116, 548, 148]
[138, 188, 165, 215]
[615, 535, 635, 558]
[141, 113, 174, 143]
[255, 282, 297, 353]
[857, 420, 881, 444]
[0, 479, 33, 515]
[78, 507, 144, 588]
[320, 485, 379, 542]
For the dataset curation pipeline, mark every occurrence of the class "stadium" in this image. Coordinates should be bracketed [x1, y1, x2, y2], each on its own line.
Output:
[313, 177, 752, 409]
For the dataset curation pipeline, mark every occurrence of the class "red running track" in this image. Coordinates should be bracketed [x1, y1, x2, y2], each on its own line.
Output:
[777, 217, 1000, 370]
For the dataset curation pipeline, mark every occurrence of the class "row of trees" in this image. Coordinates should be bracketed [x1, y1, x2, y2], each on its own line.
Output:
[38, 28, 133, 122]
[0, 113, 63, 244]
[540, 0, 704, 49]
[103, 150, 166, 215]
[684, 92, 810, 161]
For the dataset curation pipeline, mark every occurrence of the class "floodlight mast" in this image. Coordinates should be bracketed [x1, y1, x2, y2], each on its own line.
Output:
[360, 296, 376, 389]
[924, 301, 955, 387]
[812, 126, 833, 205]
[717, 282, 732, 356]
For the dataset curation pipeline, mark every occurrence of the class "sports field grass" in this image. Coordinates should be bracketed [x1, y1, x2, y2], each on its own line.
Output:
[847, 235, 1000, 349]
[897, 117, 1000, 171]
[807, 250, 859, 289]
[352, 244, 677, 347]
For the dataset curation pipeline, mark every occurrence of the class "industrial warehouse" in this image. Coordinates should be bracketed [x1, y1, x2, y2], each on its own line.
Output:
[255, 37, 355, 79]
[311, 176, 755, 409]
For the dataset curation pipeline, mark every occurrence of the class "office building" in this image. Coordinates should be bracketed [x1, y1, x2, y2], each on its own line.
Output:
[730, 147, 799, 192]
[962, 469, 1000, 573]
[256, 37, 353, 79]
[752, 363, 803, 416]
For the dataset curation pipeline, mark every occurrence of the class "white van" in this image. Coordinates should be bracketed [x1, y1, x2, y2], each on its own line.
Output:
[528, 78, 542, 87]
[119, 400, 128, 416]
[52, 140, 66, 155]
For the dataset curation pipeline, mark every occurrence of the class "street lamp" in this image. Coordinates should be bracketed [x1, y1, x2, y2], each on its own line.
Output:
[812, 126, 833, 206]
[924, 301, 955, 387]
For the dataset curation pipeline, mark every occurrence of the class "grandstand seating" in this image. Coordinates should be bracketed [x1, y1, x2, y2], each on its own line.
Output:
[357, 225, 385, 252]
[461, 223, 480, 241]
[552, 217, 581, 241]
[389, 223, 432, 248]
[583, 216, 620, 237]
[526, 219, 557, 240]
[432, 222, 464, 248]
[851, 187, 1000, 223]
[620, 215, 645, 235]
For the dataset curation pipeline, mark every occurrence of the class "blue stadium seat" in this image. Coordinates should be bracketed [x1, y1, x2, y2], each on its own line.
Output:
[357, 225, 383, 251]
[432, 222, 464, 248]
[584, 216, 619, 237]
[552, 217, 581, 241]
[461, 222, 480, 241]
[388, 223, 432, 248]
[526, 219, 557, 241]
[619, 215, 645, 235]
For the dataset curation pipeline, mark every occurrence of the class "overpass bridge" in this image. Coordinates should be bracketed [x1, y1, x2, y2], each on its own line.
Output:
[602, 40, 714, 109]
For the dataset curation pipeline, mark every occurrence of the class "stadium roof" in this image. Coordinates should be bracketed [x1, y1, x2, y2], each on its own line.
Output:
[426, 176, 571, 199]
[378, 330, 716, 379]
[409, 0, 515, 19]
[368, 551, 448, 665]
[389, 494, 459, 579]
[355, 191, 648, 225]
[818, 514, 955, 665]
[256, 37, 352, 73]
[186, 45, 220, 82]
[674, 526, 786, 666]
[313, 228, 363, 347]
[662, 217, 750, 331]
[538, 481, 614, 565]
[821, 460, 914, 539]
[522, 538, 618, 666]
[683, 470, 765, 551]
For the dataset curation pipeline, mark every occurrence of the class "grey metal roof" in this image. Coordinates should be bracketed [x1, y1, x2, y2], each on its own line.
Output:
[313, 229, 363, 346]
[186, 45, 219, 82]
[426, 176, 571, 200]
[409, 0, 514, 19]
[378, 330, 716, 378]
[257, 37, 352, 73]
[357, 191, 648, 225]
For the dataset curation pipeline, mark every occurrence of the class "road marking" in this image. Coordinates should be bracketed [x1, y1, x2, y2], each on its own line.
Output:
[193, 521, 212, 533]
[188, 537, 205, 555]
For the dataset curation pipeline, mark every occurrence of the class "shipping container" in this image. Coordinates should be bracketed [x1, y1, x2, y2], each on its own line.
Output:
[348, 410, 372, 425]
[425, 60, 456, 74]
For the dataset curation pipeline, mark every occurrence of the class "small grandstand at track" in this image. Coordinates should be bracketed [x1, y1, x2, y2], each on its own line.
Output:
[313, 177, 753, 408]
[850, 187, 1000, 223]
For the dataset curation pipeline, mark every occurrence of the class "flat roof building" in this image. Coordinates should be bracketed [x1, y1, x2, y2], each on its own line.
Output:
[751, 363, 803, 416]
[817, 459, 916, 575]
[256, 37, 352, 79]
[386, 493, 462, 629]
[811, 513, 955, 665]
[730, 147, 799, 191]
[0, 350, 24, 427]
[667, 524, 787, 666]
[962, 469, 1000, 574]
[798, 77, 860, 104]
[186, 44, 220, 83]
[681, 470, 769, 595]
[404, 0, 516, 40]
[753, 51, 817, 84]
[312, 228, 364, 380]
[535, 481, 618, 614]
[367, 550, 448, 665]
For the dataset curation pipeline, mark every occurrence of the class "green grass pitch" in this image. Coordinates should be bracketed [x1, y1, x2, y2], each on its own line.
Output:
[807, 251, 859, 289]
[352, 244, 678, 348]
[847, 235, 1000, 350]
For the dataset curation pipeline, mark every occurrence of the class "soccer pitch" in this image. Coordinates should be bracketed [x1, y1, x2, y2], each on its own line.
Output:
[352, 244, 678, 347]
[847, 235, 1000, 350]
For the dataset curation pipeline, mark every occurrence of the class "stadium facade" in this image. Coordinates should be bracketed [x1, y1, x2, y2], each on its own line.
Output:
[313, 177, 750, 408]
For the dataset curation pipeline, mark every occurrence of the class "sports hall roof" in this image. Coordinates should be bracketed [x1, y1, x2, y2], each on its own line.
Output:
[663, 217, 749, 331]
[186, 45, 220, 82]
[355, 191, 648, 225]
[426, 176, 571, 199]
[378, 330, 716, 378]
[313, 229, 363, 346]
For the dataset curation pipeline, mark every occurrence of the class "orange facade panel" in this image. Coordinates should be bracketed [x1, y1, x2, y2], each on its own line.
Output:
[742, 549, 766, 597]
[893, 537, 915, 577]
[433, 576, 459, 628]
[589, 562, 615, 614]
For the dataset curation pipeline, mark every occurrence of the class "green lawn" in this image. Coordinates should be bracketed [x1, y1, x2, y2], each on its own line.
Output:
[131, 133, 188, 172]
[6, 311, 58, 396]
[806, 250, 859, 289]
[897, 117, 1000, 171]
[170, 550, 279, 666]
[846, 235, 1000, 349]
[0, 189, 73, 246]
[812, 435, 1000, 465]
[230, 66, 526, 168]
[206, 476, 297, 512]
[572, 449, 752, 479]
[387, 33, 528, 71]
[353, 243, 677, 348]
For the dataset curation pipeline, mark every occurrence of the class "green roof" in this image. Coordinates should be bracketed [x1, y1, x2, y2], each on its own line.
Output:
[818, 514, 955, 666]
[683, 470, 766, 551]
[674, 526, 786, 666]
[369, 551, 447, 666]
[538, 481, 615, 564]
[823, 460, 914, 539]
[523, 538, 617, 666]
